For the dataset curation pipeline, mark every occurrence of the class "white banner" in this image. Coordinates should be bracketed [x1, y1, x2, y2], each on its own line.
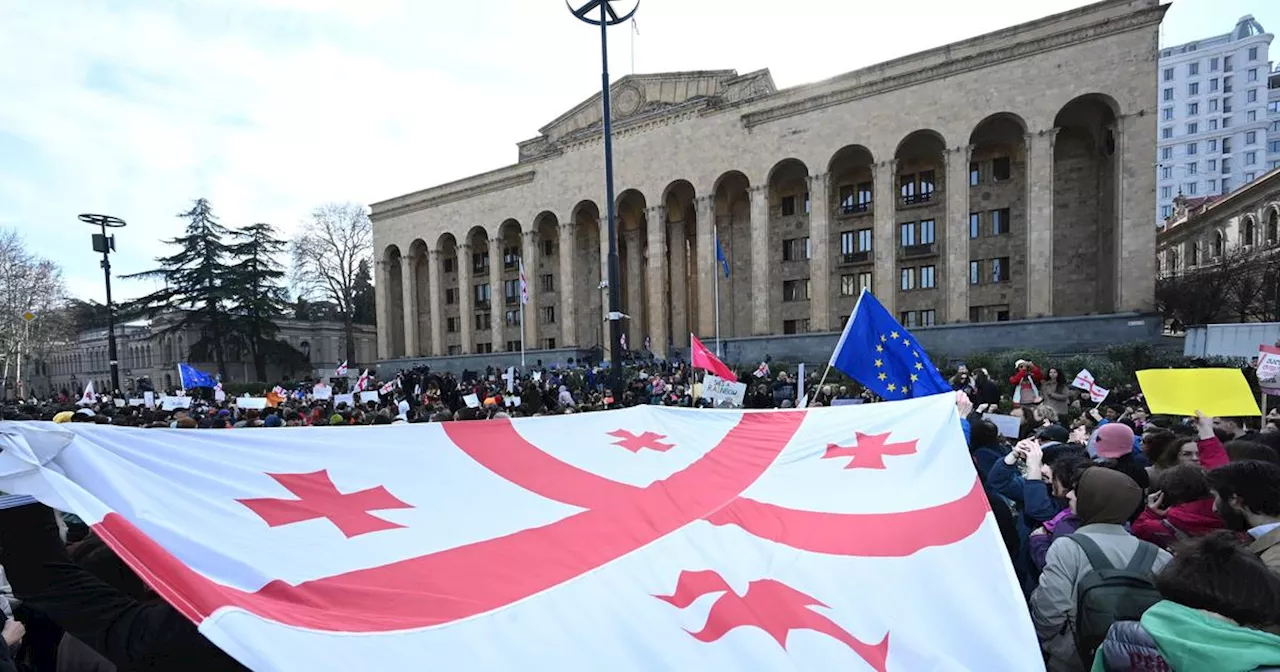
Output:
[236, 397, 268, 410]
[359, 391, 381, 404]
[333, 393, 355, 408]
[160, 395, 193, 410]
[313, 384, 332, 400]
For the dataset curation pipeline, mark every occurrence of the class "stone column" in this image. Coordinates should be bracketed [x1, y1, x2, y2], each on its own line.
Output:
[458, 243, 474, 354]
[522, 229, 539, 351]
[558, 220, 577, 348]
[399, 254, 419, 358]
[669, 216, 689, 347]
[944, 145, 972, 323]
[807, 172, 831, 331]
[623, 228, 643, 348]
[646, 205, 669, 358]
[489, 243, 503, 350]
[375, 260, 391, 359]
[873, 159, 899, 317]
[1025, 129, 1058, 317]
[428, 249, 444, 356]
[1113, 115, 1153, 313]
[695, 195, 715, 337]
[749, 184, 770, 334]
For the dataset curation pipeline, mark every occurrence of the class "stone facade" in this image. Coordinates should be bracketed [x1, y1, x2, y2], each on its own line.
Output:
[26, 314, 377, 397]
[1157, 166, 1280, 274]
[371, 0, 1166, 362]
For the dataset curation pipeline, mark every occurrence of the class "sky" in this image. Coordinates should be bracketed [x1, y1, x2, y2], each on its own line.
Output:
[1, 0, 1274, 303]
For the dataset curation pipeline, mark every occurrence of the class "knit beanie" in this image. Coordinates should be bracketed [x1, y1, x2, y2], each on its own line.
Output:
[1093, 423, 1135, 459]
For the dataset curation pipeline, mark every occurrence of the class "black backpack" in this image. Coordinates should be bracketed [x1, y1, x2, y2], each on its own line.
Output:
[1067, 533, 1163, 667]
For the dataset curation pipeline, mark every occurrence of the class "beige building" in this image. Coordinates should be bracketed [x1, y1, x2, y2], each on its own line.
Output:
[28, 314, 377, 397]
[1157, 166, 1280, 274]
[370, 0, 1166, 361]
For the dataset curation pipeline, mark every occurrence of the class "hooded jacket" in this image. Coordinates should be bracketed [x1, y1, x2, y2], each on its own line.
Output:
[1131, 498, 1225, 550]
[1092, 600, 1280, 672]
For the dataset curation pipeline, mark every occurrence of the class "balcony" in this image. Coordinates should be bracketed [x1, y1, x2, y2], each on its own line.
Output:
[505, 295, 519, 306]
[900, 192, 936, 207]
[840, 251, 872, 265]
[900, 243, 937, 259]
[839, 201, 872, 216]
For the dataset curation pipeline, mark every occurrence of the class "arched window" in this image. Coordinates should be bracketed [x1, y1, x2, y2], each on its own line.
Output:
[1169, 247, 1179, 272]
[1213, 231, 1224, 258]
[1243, 218, 1256, 246]
[1269, 208, 1279, 245]
[1189, 241, 1200, 266]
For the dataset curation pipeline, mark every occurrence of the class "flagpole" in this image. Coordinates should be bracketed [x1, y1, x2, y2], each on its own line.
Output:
[814, 288, 867, 399]
[177, 363, 185, 394]
[520, 299, 526, 368]
[714, 221, 722, 358]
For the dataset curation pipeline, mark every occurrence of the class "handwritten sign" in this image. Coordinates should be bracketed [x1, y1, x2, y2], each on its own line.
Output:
[333, 393, 355, 408]
[702, 375, 747, 407]
[464, 393, 481, 408]
[236, 397, 268, 410]
[359, 391, 380, 404]
[983, 413, 1023, 439]
[313, 384, 332, 400]
[160, 396, 193, 411]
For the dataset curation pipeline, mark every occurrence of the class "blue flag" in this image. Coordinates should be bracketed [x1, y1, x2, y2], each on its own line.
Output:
[178, 362, 218, 389]
[715, 235, 729, 278]
[829, 290, 949, 399]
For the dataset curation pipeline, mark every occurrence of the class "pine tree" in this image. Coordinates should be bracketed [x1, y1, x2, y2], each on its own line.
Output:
[226, 222, 298, 381]
[352, 259, 376, 325]
[123, 199, 237, 377]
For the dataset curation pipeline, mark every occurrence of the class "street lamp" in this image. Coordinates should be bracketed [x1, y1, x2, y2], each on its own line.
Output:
[568, 0, 638, 398]
[79, 213, 126, 395]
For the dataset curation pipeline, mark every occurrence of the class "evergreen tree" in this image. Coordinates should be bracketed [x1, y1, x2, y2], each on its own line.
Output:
[226, 222, 298, 381]
[123, 199, 237, 377]
[352, 259, 376, 325]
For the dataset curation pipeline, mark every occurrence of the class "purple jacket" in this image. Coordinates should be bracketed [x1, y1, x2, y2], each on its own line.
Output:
[1029, 508, 1080, 570]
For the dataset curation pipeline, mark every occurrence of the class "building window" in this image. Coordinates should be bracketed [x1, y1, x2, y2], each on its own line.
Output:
[1187, 82, 1198, 96]
[1189, 62, 1199, 75]
[1163, 67, 1174, 81]
[782, 319, 810, 335]
[1224, 55, 1233, 72]
[919, 219, 936, 245]
[970, 212, 981, 239]
[502, 279, 519, 305]
[1160, 186, 1172, 199]
[542, 338, 557, 350]
[473, 251, 489, 273]
[920, 309, 936, 327]
[475, 312, 491, 331]
[900, 267, 916, 291]
[1186, 122, 1198, 135]
[920, 265, 936, 289]
[899, 311, 919, 328]
[840, 230, 855, 256]
[1207, 178, 1216, 192]
[970, 260, 981, 285]
[969, 162, 980, 186]
[1246, 151, 1258, 166]
[803, 192, 810, 214]
[1208, 139, 1218, 152]
[540, 274, 554, 292]
[541, 240, 556, 257]
[1223, 157, 1233, 173]
[781, 237, 811, 261]
[445, 288, 458, 305]
[1187, 162, 1197, 175]
[1185, 182, 1197, 195]
[1246, 171, 1256, 182]
[1187, 142, 1198, 155]
[840, 274, 858, 296]
[541, 306, 556, 324]
[1162, 147, 1173, 161]
[1160, 204, 1173, 220]
[992, 208, 1011, 235]
[1210, 56, 1219, 71]
[996, 308, 1010, 322]
[992, 257, 1010, 283]
[448, 345, 461, 355]
[900, 222, 916, 247]
[1247, 110, 1257, 122]
[1247, 130, 1257, 145]
[1163, 107, 1174, 121]
[476, 343, 493, 354]
[1209, 158, 1218, 171]
[969, 306, 982, 323]
[1209, 98, 1219, 112]
[1210, 78, 1220, 92]
[780, 195, 796, 216]
[899, 171, 935, 205]
[1162, 127, 1173, 140]
[1224, 76, 1233, 92]
[443, 256, 456, 273]
[506, 340, 522, 352]
[1249, 67, 1259, 82]
[1271, 141, 1280, 153]
[505, 309, 521, 327]
[1248, 89, 1258, 103]
[992, 157, 1011, 181]
[1248, 47, 1258, 61]
[503, 246, 520, 269]
[1163, 88, 1173, 101]
[782, 279, 810, 302]
[856, 228, 872, 252]
[1161, 166, 1173, 179]
[474, 283, 491, 308]
[1223, 137, 1232, 153]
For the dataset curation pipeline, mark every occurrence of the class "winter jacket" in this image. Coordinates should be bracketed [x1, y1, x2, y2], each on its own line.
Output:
[1131, 498, 1224, 550]
[1030, 509, 1081, 571]
[1092, 601, 1280, 672]
[1043, 384, 1072, 415]
[1253, 526, 1280, 575]
[1010, 366, 1044, 405]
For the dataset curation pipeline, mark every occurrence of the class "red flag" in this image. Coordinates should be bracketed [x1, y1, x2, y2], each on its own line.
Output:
[690, 333, 737, 382]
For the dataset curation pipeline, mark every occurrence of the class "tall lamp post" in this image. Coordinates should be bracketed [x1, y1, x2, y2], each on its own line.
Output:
[79, 214, 127, 395]
[568, 0, 637, 399]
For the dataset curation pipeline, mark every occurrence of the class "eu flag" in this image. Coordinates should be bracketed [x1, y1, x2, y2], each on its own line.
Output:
[715, 235, 729, 278]
[178, 362, 218, 389]
[829, 289, 949, 399]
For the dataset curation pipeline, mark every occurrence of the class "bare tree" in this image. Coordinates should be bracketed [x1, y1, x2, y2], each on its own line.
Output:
[0, 228, 70, 397]
[290, 203, 372, 365]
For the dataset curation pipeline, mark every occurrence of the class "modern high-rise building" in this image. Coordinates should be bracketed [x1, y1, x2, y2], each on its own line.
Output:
[1156, 15, 1275, 227]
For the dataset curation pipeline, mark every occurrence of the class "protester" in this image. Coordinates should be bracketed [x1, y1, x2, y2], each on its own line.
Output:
[1131, 466, 1225, 550]
[1208, 460, 1280, 574]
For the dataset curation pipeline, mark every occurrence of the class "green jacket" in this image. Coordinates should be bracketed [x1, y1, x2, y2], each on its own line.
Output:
[1092, 600, 1280, 672]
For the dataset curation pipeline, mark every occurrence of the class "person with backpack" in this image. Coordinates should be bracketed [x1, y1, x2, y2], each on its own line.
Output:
[1030, 467, 1172, 672]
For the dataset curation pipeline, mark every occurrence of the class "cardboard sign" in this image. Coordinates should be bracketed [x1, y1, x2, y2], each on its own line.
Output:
[236, 397, 268, 410]
[1258, 345, 1280, 382]
[464, 394, 481, 408]
[1137, 368, 1262, 417]
[333, 393, 355, 408]
[127, 398, 146, 407]
[983, 413, 1023, 439]
[143, 391, 155, 408]
[313, 384, 332, 400]
[359, 391, 380, 404]
[505, 396, 522, 408]
[214, 389, 227, 402]
[160, 396, 193, 411]
[702, 375, 747, 407]
[113, 398, 127, 408]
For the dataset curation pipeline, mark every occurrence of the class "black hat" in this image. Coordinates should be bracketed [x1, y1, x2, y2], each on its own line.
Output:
[1035, 424, 1070, 444]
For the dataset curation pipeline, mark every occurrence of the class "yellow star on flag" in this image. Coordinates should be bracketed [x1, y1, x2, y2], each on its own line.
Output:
[878, 372, 887, 381]
[910, 373, 919, 382]
[880, 334, 887, 342]
[875, 344, 884, 353]
[890, 331, 900, 340]
[902, 338, 911, 347]
[902, 386, 910, 395]
[913, 350, 920, 358]
[874, 358, 883, 367]
[915, 362, 924, 370]
[887, 383, 897, 392]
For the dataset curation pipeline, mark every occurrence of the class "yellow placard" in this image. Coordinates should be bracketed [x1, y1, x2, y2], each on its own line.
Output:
[1137, 368, 1262, 417]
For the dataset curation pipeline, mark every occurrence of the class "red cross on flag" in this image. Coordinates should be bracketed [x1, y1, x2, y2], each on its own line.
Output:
[0, 396, 1041, 670]
[1071, 369, 1110, 404]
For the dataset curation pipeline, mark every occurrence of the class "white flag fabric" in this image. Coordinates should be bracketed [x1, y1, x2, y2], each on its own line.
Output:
[335, 361, 349, 377]
[77, 380, 96, 406]
[0, 395, 1040, 671]
[1071, 369, 1109, 403]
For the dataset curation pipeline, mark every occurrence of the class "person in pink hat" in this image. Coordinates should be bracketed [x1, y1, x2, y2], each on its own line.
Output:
[1093, 422, 1151, 491]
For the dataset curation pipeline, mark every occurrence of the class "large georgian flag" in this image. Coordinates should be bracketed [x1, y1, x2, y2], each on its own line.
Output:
[0, 395, 1040, 671]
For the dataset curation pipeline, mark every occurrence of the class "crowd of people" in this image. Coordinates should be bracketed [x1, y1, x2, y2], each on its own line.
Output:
[0, 355, 1279, 670]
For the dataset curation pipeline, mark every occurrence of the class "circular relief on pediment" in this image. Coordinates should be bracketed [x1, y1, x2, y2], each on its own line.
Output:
[613, 83, 645, 118]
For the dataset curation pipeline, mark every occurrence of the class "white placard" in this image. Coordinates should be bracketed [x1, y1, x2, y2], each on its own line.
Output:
[359, 391, 380, 403]
[983, 413, 1023, 439]
[113, 398, 127, 408]
[702, 374, 747, 407]
[215, 389, 227, 402]
[334, 393, 355, 408]
[143, 391, 155, 408]
[464, 393, 481, 408]
[160, 395, 193, 410]
[313, 384, 332, 400]
[127, 398, 146, 407]
[505, 396, 521, 408]
[832, 398, 864, 406]
[236, 397, 268, 410]
[1259, 345, 1280, 382]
